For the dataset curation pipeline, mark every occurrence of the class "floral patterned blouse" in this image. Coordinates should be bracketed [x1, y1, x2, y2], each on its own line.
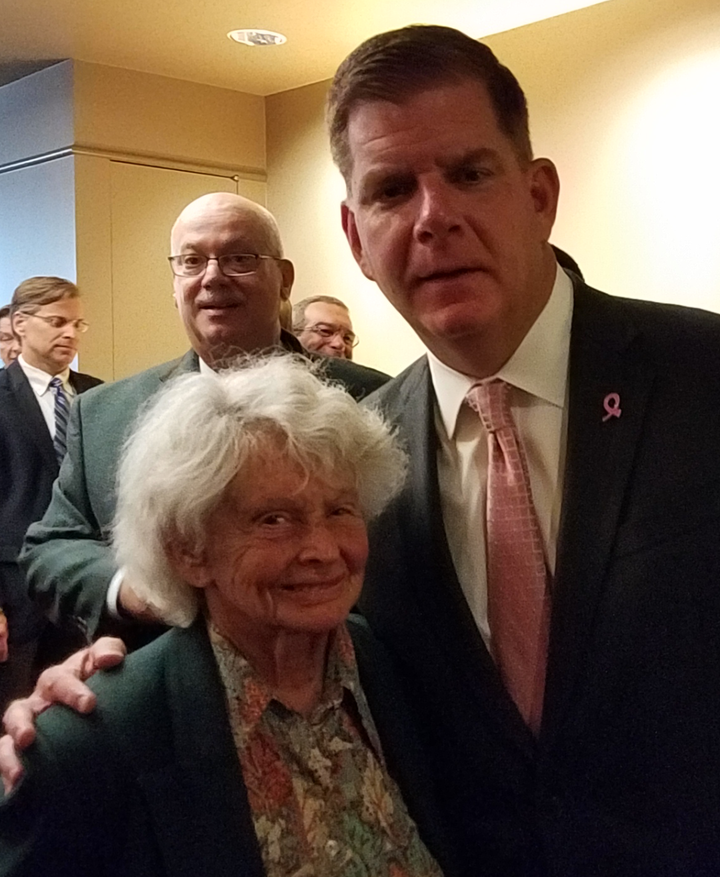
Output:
[209, 622, 444, 877]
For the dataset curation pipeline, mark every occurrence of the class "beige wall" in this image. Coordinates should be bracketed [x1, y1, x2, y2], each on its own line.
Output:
[0, 60, 267, 380]
[71, 62, 267, 379]
[73, 62, 266, 172]
[266, 82, 426, 377]
[267, 0, 720, 376]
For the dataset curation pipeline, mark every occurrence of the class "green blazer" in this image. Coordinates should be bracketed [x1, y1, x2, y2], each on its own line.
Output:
[0, 616, 457, 877]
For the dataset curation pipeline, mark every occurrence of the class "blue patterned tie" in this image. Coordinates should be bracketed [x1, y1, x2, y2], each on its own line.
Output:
[49, 376, 69, 466]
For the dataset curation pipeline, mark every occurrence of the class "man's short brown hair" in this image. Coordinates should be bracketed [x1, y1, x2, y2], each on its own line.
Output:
[327, 24, 532, 186]
[10, 276, 79, 317]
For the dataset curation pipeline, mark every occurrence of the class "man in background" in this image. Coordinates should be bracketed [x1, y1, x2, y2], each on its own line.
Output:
[19, 193, 388, 652]
[0, 305, 20, 367]
[293, 294, 358, 359]
[0, 277, 101, 708]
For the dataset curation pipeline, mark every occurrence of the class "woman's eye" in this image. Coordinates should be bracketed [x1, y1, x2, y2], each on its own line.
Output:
[260, 513, 289, 526]
[331, 505, 359, 518]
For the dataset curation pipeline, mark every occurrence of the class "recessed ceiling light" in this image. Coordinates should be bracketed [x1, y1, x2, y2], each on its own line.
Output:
[227, 29, 287, 47]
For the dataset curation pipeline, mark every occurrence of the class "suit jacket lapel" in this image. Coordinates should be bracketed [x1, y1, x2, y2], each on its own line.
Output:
[543, 283, 655, 738]
[6, 361, 57, 472]
[159, 349, 200, 382]
[136, 623, 265, 877]
[391, 359, 535, 753]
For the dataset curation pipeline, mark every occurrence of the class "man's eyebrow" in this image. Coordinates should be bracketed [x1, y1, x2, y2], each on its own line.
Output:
[437, 147, 501, 169]
[177, 239, 250, 252]
[359, 146, 501, 183]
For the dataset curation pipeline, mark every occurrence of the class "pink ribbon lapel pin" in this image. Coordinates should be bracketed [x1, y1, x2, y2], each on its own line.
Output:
[602, 393, 622, 422]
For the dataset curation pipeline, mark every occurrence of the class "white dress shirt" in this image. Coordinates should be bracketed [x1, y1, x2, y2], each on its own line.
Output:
[428, 265, 574, 646]
[17, 355, 75, 439]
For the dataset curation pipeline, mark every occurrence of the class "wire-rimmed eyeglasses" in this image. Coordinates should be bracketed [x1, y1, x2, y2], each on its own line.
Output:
[305, 323, 358, 348]
[168, 253, 281, 277]
[24, 313, 89, 333]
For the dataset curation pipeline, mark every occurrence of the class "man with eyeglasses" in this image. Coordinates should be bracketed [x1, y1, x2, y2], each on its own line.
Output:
[0, 277, 101, 709]
[293, 295, 358, 360]
[17, 193, 388, 653]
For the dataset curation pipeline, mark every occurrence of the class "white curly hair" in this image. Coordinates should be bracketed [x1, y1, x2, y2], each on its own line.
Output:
[112, 355, 406, 626]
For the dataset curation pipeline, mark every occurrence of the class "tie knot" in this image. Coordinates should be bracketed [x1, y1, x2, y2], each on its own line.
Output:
[466, 379, 513, 433]
[49, 376, 63, 390]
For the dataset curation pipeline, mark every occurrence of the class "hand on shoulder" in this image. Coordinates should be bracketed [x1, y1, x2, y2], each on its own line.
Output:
[0, 637, 126, 794]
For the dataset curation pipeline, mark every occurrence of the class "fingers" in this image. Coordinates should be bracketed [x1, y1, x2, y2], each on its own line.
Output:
[83, 637, 127, 672]
[2, 638, 127, 746]
[2, 694, 45, 748]
[0, 733, 24, 795]
[0, 637, 128, 795]
[35, 664, 97, 714]
[0, 691, 53, 795]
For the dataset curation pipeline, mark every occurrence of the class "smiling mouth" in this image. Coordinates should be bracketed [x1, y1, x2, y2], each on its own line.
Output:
[280, 579, 343, 594]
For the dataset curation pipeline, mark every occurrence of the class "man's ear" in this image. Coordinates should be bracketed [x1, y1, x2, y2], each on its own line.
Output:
[278, 259, 295, 302]
[11, 312, 27, 340]
[341, 202, 376, 282]
[165, 540, 211, 590]
[528, 158, 560, 237]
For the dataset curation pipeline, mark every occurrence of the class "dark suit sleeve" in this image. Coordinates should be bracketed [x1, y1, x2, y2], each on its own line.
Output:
[20, 395, 118, 643]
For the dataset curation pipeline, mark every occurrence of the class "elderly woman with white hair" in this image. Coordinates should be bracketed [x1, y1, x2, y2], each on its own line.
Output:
[0, 357, 457, 877]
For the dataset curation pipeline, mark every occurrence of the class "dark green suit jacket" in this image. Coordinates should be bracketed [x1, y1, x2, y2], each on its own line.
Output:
[21, 339, 389, 649]
[0, 617, 457, 877]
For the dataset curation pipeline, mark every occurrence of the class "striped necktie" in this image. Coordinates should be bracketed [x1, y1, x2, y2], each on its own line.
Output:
[466, 378, 550, 734]
[49, 376, 70, 466]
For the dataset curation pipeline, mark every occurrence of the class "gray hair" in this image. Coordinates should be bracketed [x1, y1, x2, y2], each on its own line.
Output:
[292, 295, 350, 332]
[113, 355, 406, 626]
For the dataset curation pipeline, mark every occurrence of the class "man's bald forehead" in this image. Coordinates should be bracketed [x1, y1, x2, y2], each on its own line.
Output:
[170, 192, 283, 256]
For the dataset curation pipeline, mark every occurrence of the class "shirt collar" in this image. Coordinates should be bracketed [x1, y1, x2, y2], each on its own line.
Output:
[209, 621, 361, 733]
[197, 328, 295, 374]
[428, 263, 574, 439]
[17, 355, 72, 396]
[198, 356, 215, 376]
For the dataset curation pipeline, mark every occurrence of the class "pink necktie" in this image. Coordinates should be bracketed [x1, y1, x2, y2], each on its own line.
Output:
[466, 379, 550, 734]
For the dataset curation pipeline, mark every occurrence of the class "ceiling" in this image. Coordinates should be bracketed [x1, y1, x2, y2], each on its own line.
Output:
[0, 0, 613, 95]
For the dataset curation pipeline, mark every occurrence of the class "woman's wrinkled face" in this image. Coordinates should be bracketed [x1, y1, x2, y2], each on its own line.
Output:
[175, 452, 368, 647]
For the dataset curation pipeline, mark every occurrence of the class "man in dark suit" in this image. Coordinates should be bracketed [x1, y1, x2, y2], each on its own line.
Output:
[19, 193, 388, 649]
[0, 277, 101, 708]
[326, 25, 720, 877]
